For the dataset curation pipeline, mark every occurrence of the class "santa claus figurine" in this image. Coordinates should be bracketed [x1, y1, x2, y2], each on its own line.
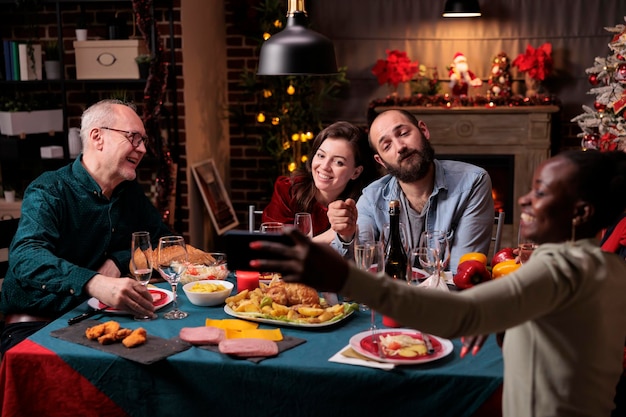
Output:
[448, 52, 483, 96]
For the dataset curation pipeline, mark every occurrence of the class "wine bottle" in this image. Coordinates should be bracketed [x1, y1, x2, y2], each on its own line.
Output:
[384, 200, 407, 281]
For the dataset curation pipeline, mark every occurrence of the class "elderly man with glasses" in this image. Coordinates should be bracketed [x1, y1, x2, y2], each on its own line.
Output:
[0, 99, 173, 355]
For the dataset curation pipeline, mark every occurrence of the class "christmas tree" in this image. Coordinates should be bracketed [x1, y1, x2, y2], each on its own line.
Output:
[572, 17, 626, 151]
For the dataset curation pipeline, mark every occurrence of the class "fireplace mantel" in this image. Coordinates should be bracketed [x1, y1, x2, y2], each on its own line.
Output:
[371, 105, 560, 248]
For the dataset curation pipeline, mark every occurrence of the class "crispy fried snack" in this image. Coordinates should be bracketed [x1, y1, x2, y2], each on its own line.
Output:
[85, 320, 121, 340]
[98, 328, 133, 345]
[122, 327, 147, 348]
[265, 282, 319, 306]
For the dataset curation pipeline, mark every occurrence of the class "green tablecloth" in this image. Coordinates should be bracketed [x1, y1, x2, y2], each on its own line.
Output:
[29, 280, 503, 417]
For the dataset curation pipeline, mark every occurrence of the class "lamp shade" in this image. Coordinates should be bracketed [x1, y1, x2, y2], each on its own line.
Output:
[257, 2, 338, 75]
[442, 0, 482, 17]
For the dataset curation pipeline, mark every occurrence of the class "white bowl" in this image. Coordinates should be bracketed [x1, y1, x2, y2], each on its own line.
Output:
[182, 280, 234, 307]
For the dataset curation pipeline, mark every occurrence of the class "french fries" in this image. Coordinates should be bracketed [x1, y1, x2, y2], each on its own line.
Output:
[225, 286, 353, 324]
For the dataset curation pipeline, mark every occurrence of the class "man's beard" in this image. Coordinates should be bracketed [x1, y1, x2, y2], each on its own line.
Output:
[382, 141, 435, 183]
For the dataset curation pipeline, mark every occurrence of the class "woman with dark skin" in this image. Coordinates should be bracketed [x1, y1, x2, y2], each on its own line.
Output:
[250, 150, 626, 417]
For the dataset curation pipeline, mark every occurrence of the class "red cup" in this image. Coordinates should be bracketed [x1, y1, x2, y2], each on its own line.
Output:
[382, 315, 402, 328]
[236, 270, 260, 292]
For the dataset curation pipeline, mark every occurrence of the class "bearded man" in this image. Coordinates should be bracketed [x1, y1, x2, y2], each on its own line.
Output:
[327, 109, 494, 274]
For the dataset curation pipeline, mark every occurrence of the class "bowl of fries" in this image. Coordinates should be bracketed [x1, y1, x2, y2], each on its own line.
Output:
[183, 280, 234, 306]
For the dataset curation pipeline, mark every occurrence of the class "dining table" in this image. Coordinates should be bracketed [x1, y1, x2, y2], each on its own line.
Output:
[0, 275, 503, 417]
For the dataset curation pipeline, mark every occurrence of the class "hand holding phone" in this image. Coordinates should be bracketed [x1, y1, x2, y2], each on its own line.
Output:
[220, 230, 293, 271]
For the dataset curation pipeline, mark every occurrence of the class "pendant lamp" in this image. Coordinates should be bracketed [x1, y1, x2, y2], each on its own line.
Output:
[442, 0, 482, 17]
[257, 0, 338, 75]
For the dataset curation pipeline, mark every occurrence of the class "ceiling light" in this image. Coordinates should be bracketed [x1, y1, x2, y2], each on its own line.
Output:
[442, 0, 482, 18]
[257, 0, 338, 75]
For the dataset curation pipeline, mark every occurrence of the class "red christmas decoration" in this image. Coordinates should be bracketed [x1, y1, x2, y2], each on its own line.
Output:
[615, 63, 626, 83]
[594, 101, 607, 111]
[588, 74, 600, 85]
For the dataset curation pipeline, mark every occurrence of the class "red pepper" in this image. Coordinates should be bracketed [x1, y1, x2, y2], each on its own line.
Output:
[490, 247, 515, 267]
[453, 260, 491, 289]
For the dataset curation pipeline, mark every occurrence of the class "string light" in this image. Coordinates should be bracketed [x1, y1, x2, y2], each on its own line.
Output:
[291, 133, 300, 141]
[262, 89, 272, 98]
[262, 32, 271, 41]
[287, 162, 297, 172]
[271, 117, 280, 126]
[287, 84, 295, 95]
[257, 112, 266, 123]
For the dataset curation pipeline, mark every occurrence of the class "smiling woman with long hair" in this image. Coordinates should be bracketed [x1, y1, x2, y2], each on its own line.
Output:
[262, 121, 378, 244]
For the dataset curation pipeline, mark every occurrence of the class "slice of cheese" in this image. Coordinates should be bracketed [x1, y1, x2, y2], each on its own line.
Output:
[225, 328, 283, 341]
[205, 318, 258, 330]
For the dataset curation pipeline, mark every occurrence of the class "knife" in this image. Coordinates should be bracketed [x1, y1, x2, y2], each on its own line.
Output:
[422, 333, 435, 355]
[67, 307, 108, 325]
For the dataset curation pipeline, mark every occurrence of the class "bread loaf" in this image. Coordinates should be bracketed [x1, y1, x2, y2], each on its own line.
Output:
[131, 244, 216, 272]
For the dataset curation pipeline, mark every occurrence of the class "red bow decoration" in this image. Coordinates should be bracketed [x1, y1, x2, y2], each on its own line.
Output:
[512, 43, 553, 81]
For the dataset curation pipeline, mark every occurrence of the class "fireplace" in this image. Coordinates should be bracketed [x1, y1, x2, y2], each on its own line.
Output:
[439, 154, 514, 223]
[372, 104, 560, 248]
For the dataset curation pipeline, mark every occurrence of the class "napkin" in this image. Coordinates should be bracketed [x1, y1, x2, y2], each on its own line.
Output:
[419, 272, 451, 291]
[198, 335, 306, 363]
[328, 345, 395, 370]
[50, 319, 192, 365]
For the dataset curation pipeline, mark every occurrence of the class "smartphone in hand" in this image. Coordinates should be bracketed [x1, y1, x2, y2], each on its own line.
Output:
[220, 230, 293, 271]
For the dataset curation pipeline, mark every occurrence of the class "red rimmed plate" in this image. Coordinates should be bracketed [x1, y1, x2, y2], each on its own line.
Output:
[87, 288, 173, 314]
[349, 328, 453, 365]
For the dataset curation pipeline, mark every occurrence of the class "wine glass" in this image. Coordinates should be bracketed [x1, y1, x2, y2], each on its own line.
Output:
[294, 213, 313, 238]
[354, 224, 376, 312]
[517, 223, 537, 264]
[130, 231, 154, 321]
[407, 247, 438, 286]
[157, 235, 189, 320]
[260, 222, 284, 233]
[419, 230, 450, 282]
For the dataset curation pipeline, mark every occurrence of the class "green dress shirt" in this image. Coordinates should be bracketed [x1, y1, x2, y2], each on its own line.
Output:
[0, 157, 172, 317]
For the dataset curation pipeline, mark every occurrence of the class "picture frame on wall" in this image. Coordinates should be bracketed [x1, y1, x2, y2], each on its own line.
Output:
[191, 159, 239, 235]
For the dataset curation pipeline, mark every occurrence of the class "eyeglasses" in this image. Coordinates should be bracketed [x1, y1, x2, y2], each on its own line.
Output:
[100, 127, 148, 148]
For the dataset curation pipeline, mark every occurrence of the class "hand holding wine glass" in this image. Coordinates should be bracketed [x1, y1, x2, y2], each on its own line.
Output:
[130, 231, 154, 321]
[157, 235, 189, 320]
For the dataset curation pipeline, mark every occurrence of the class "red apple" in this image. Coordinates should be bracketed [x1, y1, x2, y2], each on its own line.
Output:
[491, 247, 515, 267]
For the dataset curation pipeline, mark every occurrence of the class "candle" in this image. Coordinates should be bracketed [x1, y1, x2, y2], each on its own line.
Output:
[236, 270, 260, 292]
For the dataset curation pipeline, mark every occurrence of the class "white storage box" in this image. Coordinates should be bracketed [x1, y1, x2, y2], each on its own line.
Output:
[0, 110, 63, 136]
[40, 145, 64, 159]
[74, 40, 147, 80]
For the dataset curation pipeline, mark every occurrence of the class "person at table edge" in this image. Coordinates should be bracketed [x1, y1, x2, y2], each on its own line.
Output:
[261, 121, 378, 244]
[327, 109, 494, 273]
[251, 149, 626, 417]
[0, 99, 172, 355]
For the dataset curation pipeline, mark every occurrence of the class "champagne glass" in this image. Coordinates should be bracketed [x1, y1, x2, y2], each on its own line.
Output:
[294, 213, 313, 238]
[157, 235, 189, 320]
[130, 231, 154, 321]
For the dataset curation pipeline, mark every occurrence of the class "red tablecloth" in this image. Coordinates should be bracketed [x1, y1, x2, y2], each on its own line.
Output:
[0, 339, 129, 417]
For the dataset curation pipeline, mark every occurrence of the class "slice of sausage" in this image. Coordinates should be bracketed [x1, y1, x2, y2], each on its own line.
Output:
[179, 326, 225, 345]
[218, 338, 279, 357]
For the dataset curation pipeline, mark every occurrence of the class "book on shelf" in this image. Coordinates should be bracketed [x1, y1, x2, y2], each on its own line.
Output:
[10, 41, 19, 81]
[3, 39, 13, 80]
[18, 43, 42, 80]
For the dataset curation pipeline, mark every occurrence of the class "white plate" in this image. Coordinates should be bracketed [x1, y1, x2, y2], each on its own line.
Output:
[412, 268, 454, 285]
[349, 328, 453, 365]
[223, 304, 354, 328]
[87, 288, 174, 314]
